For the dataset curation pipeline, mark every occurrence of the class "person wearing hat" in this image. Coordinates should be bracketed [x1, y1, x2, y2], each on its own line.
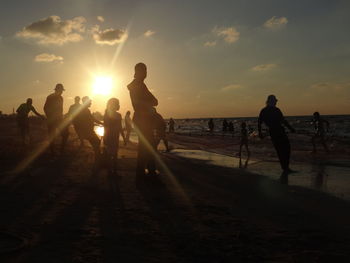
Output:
[16, 98, 44, 145]
[258, 95, 296, 174]
[44, 83, 69, 154]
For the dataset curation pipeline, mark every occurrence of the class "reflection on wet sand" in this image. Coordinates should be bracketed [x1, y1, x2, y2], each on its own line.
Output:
[170, 149, 350, 200]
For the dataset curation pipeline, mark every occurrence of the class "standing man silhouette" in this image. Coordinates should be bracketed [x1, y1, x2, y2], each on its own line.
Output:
[127, 63, 158, 177]
[258, 95, 296, 174]
[16, 98, 44, 145]
[44, 83, 68, 155]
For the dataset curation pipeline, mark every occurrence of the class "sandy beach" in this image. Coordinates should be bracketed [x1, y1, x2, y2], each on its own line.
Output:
[1, 119, 350, 262]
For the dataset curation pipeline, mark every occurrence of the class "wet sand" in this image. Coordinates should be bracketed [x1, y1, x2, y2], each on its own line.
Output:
[1, 119, 350, 262]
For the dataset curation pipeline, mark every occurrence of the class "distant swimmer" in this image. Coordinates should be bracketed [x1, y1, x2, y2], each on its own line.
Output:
[16, 98, 44, 145]
[208, 118, 214, 133]
[67, 96, 84, 147]
[44, 84, 69, 154]
[239, 121, 250, 157]
[311, 112, 330, 153]
[103, 98, 126, 173]
[258, 95, 296, 174]
[124, 111, 132, 143]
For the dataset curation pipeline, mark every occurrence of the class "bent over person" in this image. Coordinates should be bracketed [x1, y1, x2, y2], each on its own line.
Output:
[44, 83, 68, 154]
[16, 98, 44, 145]
[258, 95, 296, 174]
[127, 62, 159, 177]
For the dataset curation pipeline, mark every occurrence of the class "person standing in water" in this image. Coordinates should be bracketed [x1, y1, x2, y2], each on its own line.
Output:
[208, 118, 214, 133]
[258, 95, 296, 174]
[44, 84, 69, 154]
[168, 118, 175, 133]
[127, 63, 159, 177]
[124, 111, 132, 143]
[311, 112, 330, 153]
[103, 98, 126, 173]
[16, 98, 44, 145]
[239, 121, 250, 157]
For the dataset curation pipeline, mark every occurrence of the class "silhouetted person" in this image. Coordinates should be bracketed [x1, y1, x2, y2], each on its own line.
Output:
[208, 118, 214, 133]
[127, 62, 158, 177]
[239, 122, 250, 157]
[104, 98, 126, 173]
[67, 96, 84, 147]
[222, 119, 228, 132]
[258, 95, 296, 174]
[228, 121, 234, 132]
[154, 111, 170, 152]
[124, 111, 132, 143]
[16, 98, 44, 145]
[311, 112, 330, 153]
[75, 96, 102, 162]
[169, 118, 175, 133]
[44, 84, 69, 154]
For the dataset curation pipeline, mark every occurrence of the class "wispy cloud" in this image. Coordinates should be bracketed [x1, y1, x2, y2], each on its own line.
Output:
[204, 40, 216, 47]
[34, 53, 63, 63]
[221, 84, 243, 92]
[97, 16, 105, 23]
[263, 16, 288, 30]
[17, 16, 86, 45]
[310, 82, 349, 92]
[213, 26, 240, 44]
[144, 30, 155, 37]
[251, 64, 277, 72]
[91, 25, 128, 45]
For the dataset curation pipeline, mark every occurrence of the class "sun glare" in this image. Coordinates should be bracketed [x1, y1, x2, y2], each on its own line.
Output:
[92, 76, 113, 96]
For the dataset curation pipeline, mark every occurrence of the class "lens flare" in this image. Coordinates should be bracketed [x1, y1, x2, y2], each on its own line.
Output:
[92, 76, 113, 96]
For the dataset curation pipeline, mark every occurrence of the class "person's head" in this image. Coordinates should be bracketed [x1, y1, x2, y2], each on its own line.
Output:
[82, 96, 92, 108]
[26, 98, 33, 106]
[74, 96, 80, 104]
[126, 110, 131, 116]
[266, 95, 278, 107]
[313, 111, 320, 119]
[54, 83, 65, 95]
[241, 122, 246, 128]
[106, 98, 120, 112]
[134, 62, 147, 80]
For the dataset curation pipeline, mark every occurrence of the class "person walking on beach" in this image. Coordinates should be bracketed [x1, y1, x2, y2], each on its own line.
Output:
[169, 118, 175, 133]
[258, 95, 296, 174]
[222, 119, 228, 132]
[311, 112, 330, 153]
[124, 111, 132, 143]
[16, 98, 44, 145]
[154, 111, 170, 152]
[239, 121, 250, 157]
[103, 98, 126, 172]
[44, 84, 69, 154]
[208, 118, 214, 133]
[67, 96, 84, 147]
[74, 96, 102, 162]
[127, 62, 159, 177]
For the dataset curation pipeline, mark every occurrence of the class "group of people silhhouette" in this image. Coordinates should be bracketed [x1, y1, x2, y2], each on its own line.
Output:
[16, 63, 171, 176]
[16, 63, 330, 177]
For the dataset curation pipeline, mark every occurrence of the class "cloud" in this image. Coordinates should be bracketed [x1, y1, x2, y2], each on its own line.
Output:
[34, 53, 64, 63]
[264, 16, 288, 29]
[213, 27, 240, 43]
[144, 30, 155, 37]
[221, 84, 243, 92]
[17, 16, 86, 45]
[97, 16, 105, 23]
[91, 25, 128, 45]
[251, 64, 277, 72]
[204, 41, 217, 47]
[310, 82, 349, 92]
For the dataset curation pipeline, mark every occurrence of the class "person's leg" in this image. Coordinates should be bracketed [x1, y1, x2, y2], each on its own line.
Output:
[245, 143, 250, 156]
[88, 132, 101, 161]
[320, 134, 330, 153]
[271, 135, 289, 171]
[311, 135, 317, 153]
[163, 138, 170, 152]
[239, 143, 243, 157]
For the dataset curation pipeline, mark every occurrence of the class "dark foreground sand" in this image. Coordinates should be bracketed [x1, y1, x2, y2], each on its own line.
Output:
[1, 119, 350, 262]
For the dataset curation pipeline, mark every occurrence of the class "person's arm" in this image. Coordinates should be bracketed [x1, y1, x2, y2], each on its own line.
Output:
[280, 110, 295, 133]
[144, 86, 158, 106]
[93, 115, 103, 125]
[118, 117, 127, 145]
[31, 106, 44, 118]
[258, 111, 264, 139]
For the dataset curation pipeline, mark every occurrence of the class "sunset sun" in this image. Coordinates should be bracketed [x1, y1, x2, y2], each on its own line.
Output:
[92, 76, 113, 96]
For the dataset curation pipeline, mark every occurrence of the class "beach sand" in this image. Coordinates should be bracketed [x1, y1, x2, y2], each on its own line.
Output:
[1, 119, 350, 262]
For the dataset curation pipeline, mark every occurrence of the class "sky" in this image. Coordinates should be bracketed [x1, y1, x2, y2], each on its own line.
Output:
[0, 0, 349, 118]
